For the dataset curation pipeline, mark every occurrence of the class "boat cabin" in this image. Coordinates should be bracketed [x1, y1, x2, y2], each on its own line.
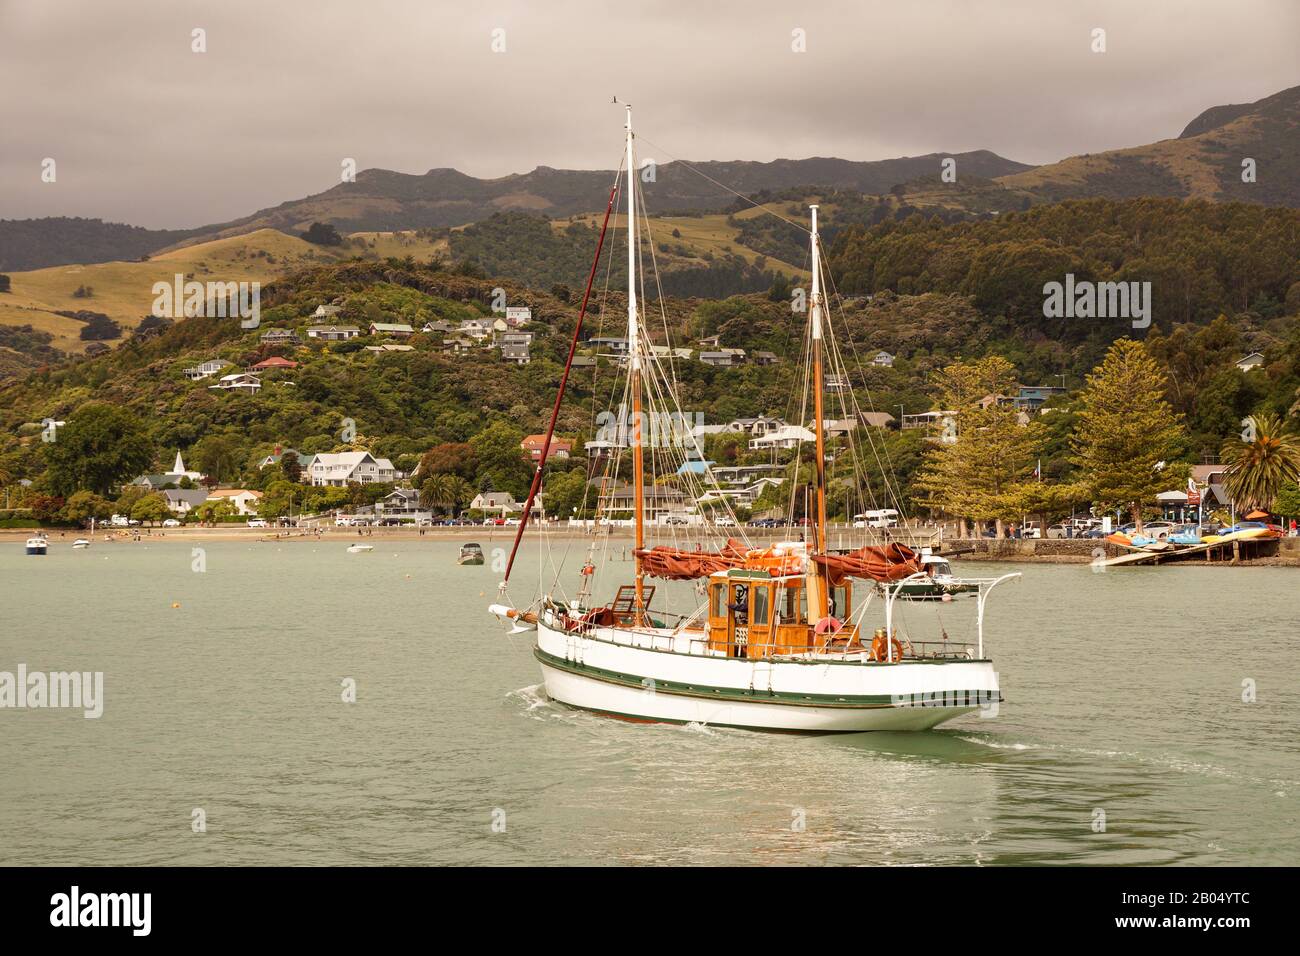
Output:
[706, 568, 854, 658]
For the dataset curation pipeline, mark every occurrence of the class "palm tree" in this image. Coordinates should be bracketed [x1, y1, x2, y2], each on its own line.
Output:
[446, 476, 474, 517]
[1221, 413, 1300, 512]
[420, 475, 454, 516]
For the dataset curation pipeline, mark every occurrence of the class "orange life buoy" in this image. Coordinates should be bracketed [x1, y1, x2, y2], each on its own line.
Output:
[580, 563, 595, 576]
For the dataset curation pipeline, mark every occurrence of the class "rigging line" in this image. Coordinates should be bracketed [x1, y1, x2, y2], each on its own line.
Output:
[822, 263, 909, 518]
[503, 179, 620, 586]
[635, 133, 812, 236]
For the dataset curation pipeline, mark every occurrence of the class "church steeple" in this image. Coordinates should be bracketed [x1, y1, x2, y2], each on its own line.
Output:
[171, 450, 186, 475]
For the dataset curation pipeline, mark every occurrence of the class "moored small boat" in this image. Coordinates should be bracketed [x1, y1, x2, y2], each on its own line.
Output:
[25, 535, 48, 555]
[346, 543, 374, 553]
[877, 553, 978, 600]
[458, 543, 485, 565]
[72, 538, 91, 549]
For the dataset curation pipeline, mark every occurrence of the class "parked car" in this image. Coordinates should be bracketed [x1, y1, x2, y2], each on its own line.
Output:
[162, 518, 181, 527]
[247, 519, 268, 528]
[713, 516, 736, 527]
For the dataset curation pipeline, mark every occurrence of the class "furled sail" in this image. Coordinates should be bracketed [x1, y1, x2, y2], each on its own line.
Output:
[633, 539, 920, 584]
[632, 538, 751, 580]
[812, 544, 921, 584]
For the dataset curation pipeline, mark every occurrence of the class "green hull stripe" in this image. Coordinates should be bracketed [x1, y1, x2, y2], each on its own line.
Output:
[535, 647, 1002, 710]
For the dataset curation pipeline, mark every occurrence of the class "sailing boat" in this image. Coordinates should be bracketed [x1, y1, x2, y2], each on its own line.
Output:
[489, 108, 1016, 731]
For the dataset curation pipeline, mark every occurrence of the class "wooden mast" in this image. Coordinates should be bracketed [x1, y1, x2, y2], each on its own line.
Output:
[627, 106, 646, 622]
[809, 205, 830, 615]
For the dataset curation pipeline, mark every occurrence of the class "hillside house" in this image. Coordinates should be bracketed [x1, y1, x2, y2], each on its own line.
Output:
[369, 322, 414, 339]
[872, 350, 895, 367]
[749, 425, 815, 450]
[501, 343, 530, 364]
[249, 356, 299, 372]
[207, 373, 262, 394]
[521, 435, 573, 462]
[183, 359, 227, 381]
[259, 328, 299, 345]
[306, 325, 361, 341]
[307, 452, 397, 486]
[1236, 352, 1265, 372]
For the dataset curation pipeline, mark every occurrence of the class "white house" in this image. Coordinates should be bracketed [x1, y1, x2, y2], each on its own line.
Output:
[183, 359, 227, 381]
[207, 373, 262, 394]
[162, 489, 209, 514]
[470, 491, 519, 516]
[312, 304, 343, 319]
[308, 451, 397, 486]
[872, 350, 895, 367]
[1236, 352, 1265, 372]
[205, 488, 264, 516]
[749, 425, 816, 450]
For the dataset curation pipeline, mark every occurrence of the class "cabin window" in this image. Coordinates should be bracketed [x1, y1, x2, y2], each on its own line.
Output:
[751, 585, 770, 626]
[710, 584, 725, 619]
[832, 585, 850, 618]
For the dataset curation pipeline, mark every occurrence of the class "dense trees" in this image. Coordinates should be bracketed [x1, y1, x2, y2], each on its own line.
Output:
[42, 403, 154, 496]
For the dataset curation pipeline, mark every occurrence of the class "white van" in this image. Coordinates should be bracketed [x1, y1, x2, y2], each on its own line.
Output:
[852, 509, 899, 529]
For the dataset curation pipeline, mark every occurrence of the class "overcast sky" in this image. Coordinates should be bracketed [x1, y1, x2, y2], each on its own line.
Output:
[1, 0, 1296, 229]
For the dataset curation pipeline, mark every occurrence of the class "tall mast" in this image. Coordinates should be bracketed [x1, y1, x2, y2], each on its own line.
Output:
[627, 105, 646, 620]
[809, 205, 830, 613]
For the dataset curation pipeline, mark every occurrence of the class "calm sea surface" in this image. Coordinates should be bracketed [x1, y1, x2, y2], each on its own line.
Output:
[2, 535, 1297, 866]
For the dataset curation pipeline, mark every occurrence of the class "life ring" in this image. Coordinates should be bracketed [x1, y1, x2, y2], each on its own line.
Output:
[869, 632, 905, 662]
[580, 563, 595, 576]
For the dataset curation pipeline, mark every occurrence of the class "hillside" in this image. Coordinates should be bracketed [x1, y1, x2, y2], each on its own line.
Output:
[0, 228, 448, 359]
[996, 85, 1300, 207]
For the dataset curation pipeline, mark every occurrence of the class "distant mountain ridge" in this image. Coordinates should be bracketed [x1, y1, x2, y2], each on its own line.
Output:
[0, 152, 1032, 272]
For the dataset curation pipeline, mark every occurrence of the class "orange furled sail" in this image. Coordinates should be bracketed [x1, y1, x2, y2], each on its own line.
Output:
[812, 544, 921, 584]
[633, 539, 920, 583]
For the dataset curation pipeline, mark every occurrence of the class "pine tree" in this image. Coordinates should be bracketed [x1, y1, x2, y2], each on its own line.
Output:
[914, 357, 1045, 535]
[1070, 339, 1187, 531]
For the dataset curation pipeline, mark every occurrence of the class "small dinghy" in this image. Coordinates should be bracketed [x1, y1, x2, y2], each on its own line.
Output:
[72, 538, 91, 549]
[26, 535, 48, 555]
[458, 543, 485, 566]
[347, 543, 374, 553]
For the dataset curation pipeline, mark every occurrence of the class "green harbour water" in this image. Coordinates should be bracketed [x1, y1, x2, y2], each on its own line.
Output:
[1, 536, 1297, 866]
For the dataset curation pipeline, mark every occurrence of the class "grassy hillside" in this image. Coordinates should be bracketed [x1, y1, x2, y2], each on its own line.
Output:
[0, 228, 447, 356]
[997, 85, 1300, 207]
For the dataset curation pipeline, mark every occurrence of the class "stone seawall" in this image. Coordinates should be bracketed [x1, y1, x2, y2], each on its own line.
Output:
[943, 537, 1300, 566]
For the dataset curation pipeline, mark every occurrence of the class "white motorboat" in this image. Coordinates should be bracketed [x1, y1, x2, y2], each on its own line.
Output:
[347, 544, 374, 553]
[26, 535, 48, 555]
[72, 538, 92, 549]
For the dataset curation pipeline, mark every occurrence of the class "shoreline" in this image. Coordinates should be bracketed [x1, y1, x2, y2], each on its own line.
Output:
[7, 526, 1300, 565]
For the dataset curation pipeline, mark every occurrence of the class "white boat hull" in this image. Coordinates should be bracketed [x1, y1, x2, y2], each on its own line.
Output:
[534, 616, 999, 733]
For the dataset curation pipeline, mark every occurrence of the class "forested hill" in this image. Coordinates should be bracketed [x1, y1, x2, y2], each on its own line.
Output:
[828, 198, 1300, 328]
[0, 218, 204, 272]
